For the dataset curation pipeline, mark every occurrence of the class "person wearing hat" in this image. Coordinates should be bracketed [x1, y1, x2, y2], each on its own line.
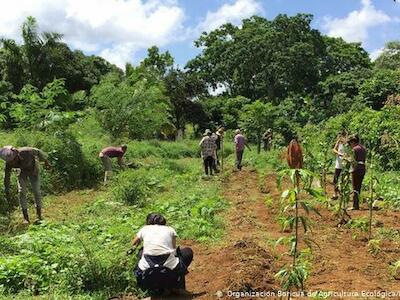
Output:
[347, 134, 366, 210]
[0, 146, 50, 224]
[99, 145, 128, 185]
[234, 129, 251, 170]
[212, 127, 224, 172]
[199, 129, 217, 176]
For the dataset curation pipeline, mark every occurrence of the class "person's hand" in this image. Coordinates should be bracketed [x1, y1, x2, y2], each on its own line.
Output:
[44, 161, 51, 170]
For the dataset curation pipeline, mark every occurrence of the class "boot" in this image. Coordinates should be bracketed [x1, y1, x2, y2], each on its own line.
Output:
[352, 193, 360, 210]
[22, 209, 30, 224]
[35, 207, 42, 224]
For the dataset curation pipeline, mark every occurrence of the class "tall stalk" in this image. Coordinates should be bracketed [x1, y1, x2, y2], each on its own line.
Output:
[293, 170, 299, 266]
[368, 151, 375, 241]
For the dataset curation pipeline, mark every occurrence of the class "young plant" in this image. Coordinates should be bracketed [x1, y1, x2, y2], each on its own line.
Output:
[276, 168, 323, 297]
[336, 158, 352, 226]
[365, 151, 380, 240]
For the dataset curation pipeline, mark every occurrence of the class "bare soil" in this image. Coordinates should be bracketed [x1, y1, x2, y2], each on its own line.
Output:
[183, 169, 400, 299]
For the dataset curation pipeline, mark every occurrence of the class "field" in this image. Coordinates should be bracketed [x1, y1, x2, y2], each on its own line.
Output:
[2, 7, 400, 300]
[1, 124, 400, 299]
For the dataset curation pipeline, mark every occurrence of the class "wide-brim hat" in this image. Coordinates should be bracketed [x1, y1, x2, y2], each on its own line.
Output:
[0, 146, 18, 162]
[203, 129, 212, 136]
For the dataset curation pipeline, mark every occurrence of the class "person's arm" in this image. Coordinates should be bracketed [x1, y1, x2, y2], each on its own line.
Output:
[117, 156, 126, 169]
[332, 140, 341, 156]
[172, 235, 177, 249]
[199, 137, 205, 147]
[33, 148, 51, 169]
[131, 236, 142, 248]
[4, 165, 11, 202]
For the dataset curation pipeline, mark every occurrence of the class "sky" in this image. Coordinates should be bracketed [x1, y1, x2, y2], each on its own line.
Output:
[0, 0, 399, 68]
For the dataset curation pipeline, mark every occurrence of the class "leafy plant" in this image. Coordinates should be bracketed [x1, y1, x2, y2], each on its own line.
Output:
[276, 168, 322, 296]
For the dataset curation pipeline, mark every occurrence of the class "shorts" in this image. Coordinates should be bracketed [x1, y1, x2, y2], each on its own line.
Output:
[100, 155, 112, 171]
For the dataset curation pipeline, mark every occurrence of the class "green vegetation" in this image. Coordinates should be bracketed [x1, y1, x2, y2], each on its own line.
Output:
[1, 9, 400, 299]
[0, 123, 226, 299]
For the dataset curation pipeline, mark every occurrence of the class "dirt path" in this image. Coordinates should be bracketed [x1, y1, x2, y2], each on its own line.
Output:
[186, 169, 281, 299]
[184, 168, 400, 299]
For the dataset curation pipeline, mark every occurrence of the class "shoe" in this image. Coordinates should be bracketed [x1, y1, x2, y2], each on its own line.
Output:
[349, 207, 359, 211]
[33, 219, 42, 225]
[22, 219, 30, 225]
[332, 195, 338, 200]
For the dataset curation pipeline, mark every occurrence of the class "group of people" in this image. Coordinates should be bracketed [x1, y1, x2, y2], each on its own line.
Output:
[332, 131, 367, 210]
[199, 128, 252, 175]
[0, 130, 369, 296]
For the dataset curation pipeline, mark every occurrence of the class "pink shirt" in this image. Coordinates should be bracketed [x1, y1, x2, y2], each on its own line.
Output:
[234, 134, 245, 151]
[100, 147, 125, 158]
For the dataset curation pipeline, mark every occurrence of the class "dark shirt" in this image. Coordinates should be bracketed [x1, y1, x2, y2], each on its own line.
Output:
[352, 144, 366, 170]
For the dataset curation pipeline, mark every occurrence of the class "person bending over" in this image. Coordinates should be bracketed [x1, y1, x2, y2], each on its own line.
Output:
[99, 145, 127, 185]
[0, 146, 50, 224]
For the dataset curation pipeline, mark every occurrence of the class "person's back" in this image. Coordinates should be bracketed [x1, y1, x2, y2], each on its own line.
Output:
[200, 136, 216, 158]
[353, 144, 366, 165]
[131, 213, 194, 294]
[234, 134, 245, 151]
[100, 146, 125, 158]
[137, 224, 179, 270]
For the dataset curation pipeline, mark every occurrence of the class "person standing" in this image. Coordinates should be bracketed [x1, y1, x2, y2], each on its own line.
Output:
[99, 145, 127, 185]
[0, 146, 50, 224]
[234, 129, 251, 170]
[212, 127, 224, 172]
[347, 134, 366, 210]
[332, 130, 347, 199]
[262, 129, 273, 151]
[199, 129, 217, 176]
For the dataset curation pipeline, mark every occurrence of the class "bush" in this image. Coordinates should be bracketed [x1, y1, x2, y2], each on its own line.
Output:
[13, 130, 101, 193]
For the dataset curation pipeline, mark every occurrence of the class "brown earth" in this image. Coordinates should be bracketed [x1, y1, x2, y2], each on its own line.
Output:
[6, 166, 400, 300]
[178, 169, 400, 300]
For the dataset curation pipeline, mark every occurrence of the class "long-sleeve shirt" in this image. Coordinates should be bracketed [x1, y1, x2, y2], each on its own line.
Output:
[234, 134, 246, 151]
[199, 136, 217, 158]
[4, 147, 48, 194]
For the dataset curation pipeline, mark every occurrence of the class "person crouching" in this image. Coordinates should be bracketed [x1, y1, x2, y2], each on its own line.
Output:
[130, 213, 193, 295]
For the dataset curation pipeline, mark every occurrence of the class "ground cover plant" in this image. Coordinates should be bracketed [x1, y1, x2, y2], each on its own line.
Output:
[1, 6, 400, 299]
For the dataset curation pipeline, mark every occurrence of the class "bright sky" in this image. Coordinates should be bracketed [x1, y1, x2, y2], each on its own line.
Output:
[0, 0, 399, 68]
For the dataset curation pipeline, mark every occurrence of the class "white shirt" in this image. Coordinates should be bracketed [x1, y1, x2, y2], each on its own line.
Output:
[335, 143, 344, 169]
[137, 225, 179, 270]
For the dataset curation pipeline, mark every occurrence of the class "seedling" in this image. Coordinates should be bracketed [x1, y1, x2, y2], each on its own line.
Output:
[276, 168, 323, 298]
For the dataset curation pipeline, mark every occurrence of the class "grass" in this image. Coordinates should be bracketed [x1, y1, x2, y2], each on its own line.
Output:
[0, 131, 228, 299]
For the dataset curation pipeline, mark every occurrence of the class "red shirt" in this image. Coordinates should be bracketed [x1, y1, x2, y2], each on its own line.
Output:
[352, 144, 366, 171]
[353, 144, 366, 162]
[101, 147, 125, 158]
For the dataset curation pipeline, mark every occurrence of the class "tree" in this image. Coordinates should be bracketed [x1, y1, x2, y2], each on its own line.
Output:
[374, 41, 400, 70]
[358, 69, 400, 110]
[0, 16, 119, 96]
[10, 78, 69, 128]
[141, 46, 174, 75]
[91, 69, 171, 139]
[187, 14, 327, 102]
[164, 69, 207, 133]
[240, 100, 276, 153]
[321, 36, 371, 75]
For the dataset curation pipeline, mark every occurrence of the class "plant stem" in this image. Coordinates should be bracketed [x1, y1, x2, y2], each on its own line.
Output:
[293, 170, 299, 266]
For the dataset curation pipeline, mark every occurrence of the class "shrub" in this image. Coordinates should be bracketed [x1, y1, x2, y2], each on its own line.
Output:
[13, 130, 101, 193]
